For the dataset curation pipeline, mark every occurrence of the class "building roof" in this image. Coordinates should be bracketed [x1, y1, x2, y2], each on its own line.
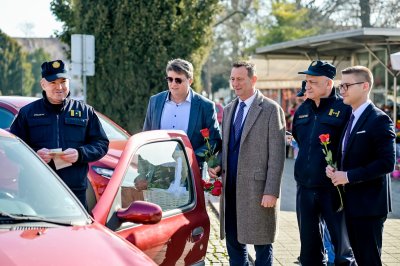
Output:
[14, 37, 69, 62]
[250, 56, 350, 89]
[255, 28, 400, 60]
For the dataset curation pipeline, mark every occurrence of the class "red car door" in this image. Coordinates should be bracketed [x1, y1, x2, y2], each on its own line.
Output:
[92, 130, 210, 265]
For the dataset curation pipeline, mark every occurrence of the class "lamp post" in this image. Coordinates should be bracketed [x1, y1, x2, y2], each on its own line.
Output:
[390, 52, 400, 126]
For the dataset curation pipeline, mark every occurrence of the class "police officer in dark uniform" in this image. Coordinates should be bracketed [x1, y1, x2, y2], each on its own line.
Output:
[11, 60, 109, 209]
[292, 61, 357, 265]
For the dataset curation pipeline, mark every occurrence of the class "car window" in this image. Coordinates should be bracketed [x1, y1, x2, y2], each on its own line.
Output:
[97, 115, 129, 140]
[118, 140, 193, 212]
[0, 137, 88, 223]
[0, 107, 15, 129]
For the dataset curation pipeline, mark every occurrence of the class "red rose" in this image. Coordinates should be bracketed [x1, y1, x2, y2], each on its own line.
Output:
[213, 180, 222, 188]
[211, 186, 222, 196]
[319, 134, 330, 143]
[204, 182, 213, 190]
[200, 128, 210, 138]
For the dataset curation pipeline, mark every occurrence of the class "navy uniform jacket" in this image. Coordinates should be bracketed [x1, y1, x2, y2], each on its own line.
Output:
[143, 89, 222, 165]
[10, 93, 109, 190]
[339, 103, 395, 217]
[293, 89, 351, 187]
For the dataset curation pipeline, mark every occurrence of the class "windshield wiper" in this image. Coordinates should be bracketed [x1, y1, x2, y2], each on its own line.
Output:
[0, 211, 74, 226]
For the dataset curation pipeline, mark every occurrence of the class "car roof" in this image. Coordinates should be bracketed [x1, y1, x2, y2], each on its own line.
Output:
[0, 96, 38, 110]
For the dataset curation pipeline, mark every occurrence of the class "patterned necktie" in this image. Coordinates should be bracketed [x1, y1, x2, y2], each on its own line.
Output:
[233, 102, 246, 141]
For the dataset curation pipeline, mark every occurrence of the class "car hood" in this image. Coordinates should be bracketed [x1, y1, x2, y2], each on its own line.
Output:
[0, 222, 156, 266]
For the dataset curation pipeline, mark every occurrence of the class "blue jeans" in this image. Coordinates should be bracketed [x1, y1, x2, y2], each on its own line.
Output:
[322, 220, 335, 263]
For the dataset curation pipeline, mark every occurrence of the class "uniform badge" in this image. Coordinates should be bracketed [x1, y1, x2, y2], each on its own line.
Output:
[328, 109, 340, 117]
[33, 113, 45, 117]
[70, 110, 82, 117]
[52, 61, 60, 69]
[298, 114, 308, 119]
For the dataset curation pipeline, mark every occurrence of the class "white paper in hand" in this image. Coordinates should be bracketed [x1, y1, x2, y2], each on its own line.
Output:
[50, 148, 72, 170]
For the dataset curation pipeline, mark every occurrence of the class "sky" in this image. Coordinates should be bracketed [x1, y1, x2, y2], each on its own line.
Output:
[0, 0, 63, 37]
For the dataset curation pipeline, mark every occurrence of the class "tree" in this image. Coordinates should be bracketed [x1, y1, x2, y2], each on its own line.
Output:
[51, 0, 220, 133]
[202, 0, 256, 98]
[0, 30, 33, 96]
[27, 48, 52, 97]
[250, 1, 319, 48]
[204, 0, 326, 98]
[303, 0, 400, 28]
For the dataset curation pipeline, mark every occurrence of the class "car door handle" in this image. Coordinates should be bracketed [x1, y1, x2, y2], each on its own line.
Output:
[191, 226, 204, 242]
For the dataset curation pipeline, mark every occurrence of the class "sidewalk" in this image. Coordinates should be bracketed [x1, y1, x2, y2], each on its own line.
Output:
[208, 158, 400, 265]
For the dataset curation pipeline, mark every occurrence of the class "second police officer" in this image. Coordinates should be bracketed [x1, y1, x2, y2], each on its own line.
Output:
[292, 60, 357, 265]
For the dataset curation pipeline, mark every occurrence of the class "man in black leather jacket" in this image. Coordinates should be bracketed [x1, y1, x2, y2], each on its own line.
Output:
[11, 60, 109, 209]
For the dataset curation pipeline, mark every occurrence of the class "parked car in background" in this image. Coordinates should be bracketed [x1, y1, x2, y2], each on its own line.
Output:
[0, 129, 156, 266]
[0, 96, 211, 265]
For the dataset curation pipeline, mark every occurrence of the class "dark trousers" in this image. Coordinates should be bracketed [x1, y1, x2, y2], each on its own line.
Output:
[296, 185, 356, 266]
[346, 215, 386, 266]
[225, 182, 273, 266]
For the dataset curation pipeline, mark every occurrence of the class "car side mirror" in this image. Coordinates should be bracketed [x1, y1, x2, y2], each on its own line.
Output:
[116, 200, 162, 224]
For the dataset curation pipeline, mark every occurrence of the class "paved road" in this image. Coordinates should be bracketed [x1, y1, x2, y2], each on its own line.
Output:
[207, 158, 400, 265]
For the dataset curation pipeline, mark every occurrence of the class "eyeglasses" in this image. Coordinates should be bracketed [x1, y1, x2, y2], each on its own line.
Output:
[165, 77, 185, 84]
[338, 82, 364, 91]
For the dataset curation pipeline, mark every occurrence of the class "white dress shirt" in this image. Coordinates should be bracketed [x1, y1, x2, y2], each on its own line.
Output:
[160, 90, 192, 133]
[233, 90, 257, 126]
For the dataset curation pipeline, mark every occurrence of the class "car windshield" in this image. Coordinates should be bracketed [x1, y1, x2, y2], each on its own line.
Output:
[98, 114, 129, 140]
[0, 136, 89, 225]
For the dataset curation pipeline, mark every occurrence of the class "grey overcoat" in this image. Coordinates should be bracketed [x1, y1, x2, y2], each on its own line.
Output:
[219, 90, 286, 245]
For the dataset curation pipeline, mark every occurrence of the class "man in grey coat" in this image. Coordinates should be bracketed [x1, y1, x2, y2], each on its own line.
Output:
[209, 61, 286, 265]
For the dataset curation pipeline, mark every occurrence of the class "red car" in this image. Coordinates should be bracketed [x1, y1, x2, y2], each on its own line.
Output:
[0, 129, 157, 265]
[0, 96, 210, 265]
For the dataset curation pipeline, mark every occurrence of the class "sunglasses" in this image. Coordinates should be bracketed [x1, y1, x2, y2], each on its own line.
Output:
[165, 77, 185, 84]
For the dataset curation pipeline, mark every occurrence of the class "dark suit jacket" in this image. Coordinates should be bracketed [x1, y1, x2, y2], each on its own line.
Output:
[143, 89, 222, 164]
[339, 103, 396, 217]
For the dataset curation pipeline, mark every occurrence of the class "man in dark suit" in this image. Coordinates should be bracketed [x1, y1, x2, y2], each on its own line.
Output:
[143, 58, 221, 166]
[326, 66, 396, 266]
[209, 61, 286, 265]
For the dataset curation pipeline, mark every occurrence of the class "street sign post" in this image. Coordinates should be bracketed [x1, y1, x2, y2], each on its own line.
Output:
[71, 34, 95, 102]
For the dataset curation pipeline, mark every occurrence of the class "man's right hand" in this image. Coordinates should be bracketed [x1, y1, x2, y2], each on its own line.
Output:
[37, 148, 52, 163]
[208, 165, 221, 179]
